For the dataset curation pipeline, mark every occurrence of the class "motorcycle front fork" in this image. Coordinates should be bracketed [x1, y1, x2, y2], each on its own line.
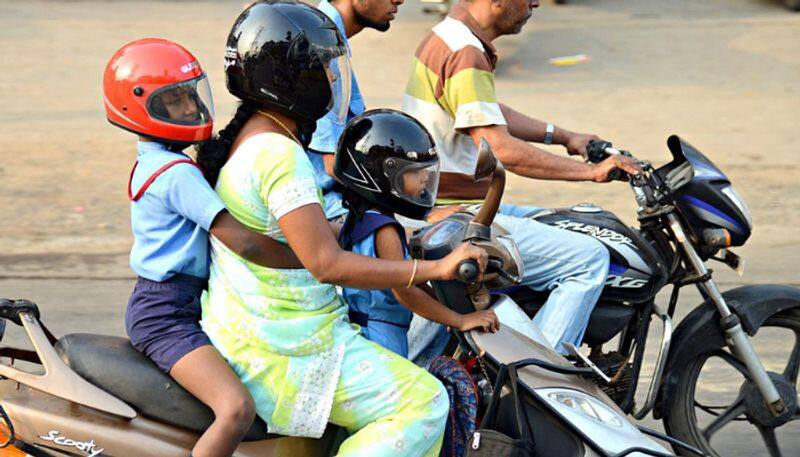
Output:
[667, 213, 788, 417]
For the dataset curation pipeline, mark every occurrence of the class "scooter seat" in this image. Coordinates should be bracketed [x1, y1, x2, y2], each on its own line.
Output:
[54, 333, 275, 441]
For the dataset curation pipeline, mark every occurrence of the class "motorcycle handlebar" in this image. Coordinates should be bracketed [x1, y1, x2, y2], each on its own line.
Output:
[586, 140, 663, 206]
[586, 140, 628, 182]
[586, 140, 635, 181]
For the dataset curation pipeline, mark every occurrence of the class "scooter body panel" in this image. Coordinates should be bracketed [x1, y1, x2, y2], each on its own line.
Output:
[471, 296, 671, 456]
[0, 381, 338, 457]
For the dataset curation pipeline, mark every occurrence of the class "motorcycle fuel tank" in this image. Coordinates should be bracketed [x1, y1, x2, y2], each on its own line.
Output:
[531, 204, 667, 303]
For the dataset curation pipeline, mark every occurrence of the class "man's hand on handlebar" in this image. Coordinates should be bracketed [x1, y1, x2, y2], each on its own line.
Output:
[565, 132, 601, 160]
[437, 243, 488, 282]
[591, 155, 643, 183]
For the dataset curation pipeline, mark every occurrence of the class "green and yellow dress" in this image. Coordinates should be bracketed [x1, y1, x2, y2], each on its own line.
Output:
[201, 133, 448, 456]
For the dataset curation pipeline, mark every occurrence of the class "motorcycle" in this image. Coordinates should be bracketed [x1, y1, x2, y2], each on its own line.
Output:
[413, 136, 800, 456]
[409, 141, 705, 456]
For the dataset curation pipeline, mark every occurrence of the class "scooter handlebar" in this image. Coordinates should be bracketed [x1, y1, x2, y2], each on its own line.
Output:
[457, 259, 480, 283]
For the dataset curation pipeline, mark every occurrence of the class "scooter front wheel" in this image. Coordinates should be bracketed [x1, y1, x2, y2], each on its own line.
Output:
[662, 308, 800, 456]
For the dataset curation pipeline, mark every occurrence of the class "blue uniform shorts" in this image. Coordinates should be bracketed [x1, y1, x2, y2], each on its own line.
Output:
[125, 273, 211, 373]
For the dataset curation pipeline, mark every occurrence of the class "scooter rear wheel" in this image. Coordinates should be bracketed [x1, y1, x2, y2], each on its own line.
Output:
[662, 308, 800, 456]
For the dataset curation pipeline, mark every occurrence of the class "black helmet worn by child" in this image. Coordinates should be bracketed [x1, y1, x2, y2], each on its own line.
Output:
[334, 109, 439, 222]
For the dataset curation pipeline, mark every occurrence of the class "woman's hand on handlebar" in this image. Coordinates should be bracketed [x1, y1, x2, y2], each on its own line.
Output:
[437, 243, 488, 281]
[458, 309, 500, 333]
[591, 154, 642, 182]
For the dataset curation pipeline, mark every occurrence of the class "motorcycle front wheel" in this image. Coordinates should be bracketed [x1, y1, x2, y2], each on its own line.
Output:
[663, 308, 800, 456]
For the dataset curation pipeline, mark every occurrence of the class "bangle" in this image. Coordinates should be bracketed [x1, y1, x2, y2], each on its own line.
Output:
[544, 123, 555, 145]
[406, 259, 419, 288]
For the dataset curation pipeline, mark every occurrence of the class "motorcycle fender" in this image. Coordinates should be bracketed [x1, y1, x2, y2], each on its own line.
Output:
[653, 284, 800, 419]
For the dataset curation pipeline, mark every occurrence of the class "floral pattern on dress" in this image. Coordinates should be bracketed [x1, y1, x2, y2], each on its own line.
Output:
[202, 133, 352, 438]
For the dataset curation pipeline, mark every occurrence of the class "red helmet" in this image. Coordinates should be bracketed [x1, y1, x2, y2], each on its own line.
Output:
[103, 38, 214, 144]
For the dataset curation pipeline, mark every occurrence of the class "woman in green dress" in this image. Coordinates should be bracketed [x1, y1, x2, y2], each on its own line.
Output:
[197, 2, 487, 455]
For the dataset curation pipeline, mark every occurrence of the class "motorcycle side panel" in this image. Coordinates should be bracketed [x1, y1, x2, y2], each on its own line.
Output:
[531, 206, 668, 303]
[0, 382, 339, 457]
[655, 284, 800, 419]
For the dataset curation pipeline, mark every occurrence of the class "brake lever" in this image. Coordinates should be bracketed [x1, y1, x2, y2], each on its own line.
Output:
[487, 258, 522, 284]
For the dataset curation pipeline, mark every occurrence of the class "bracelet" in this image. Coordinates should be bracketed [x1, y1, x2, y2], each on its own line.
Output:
[406, 259, 419, 288]
[544, 123, 555, 145]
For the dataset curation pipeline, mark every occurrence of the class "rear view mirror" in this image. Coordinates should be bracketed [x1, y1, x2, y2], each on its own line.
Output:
[474, 138, 497, 182]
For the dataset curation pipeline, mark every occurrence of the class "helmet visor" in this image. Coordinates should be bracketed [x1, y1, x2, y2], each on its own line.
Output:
[324, 53, 352, 125]
[146, 75, 214, 126]
[387, 158, 440, 208]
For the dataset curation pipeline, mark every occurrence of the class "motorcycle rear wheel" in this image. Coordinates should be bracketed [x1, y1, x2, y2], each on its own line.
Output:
[663, 308, 800, 456]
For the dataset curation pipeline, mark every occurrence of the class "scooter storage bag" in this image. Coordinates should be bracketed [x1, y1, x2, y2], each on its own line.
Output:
[466, 363, 534, 457]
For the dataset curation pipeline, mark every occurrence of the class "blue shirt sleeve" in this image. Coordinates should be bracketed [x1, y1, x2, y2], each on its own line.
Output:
[160, 163, 226, 232]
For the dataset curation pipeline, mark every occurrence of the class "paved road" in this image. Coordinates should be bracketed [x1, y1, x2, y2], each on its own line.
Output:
[1, 0, 799, 455]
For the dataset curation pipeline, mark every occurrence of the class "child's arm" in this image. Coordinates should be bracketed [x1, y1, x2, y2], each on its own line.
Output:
[375, 226, 500, 333]
[210, 211, 302, 269]
[165, 163, 303, 269]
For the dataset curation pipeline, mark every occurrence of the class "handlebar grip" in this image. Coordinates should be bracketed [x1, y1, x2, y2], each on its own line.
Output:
[586, 140, 614, 164]
[457, 260, 480, 283]
[608, 168, 626, 181]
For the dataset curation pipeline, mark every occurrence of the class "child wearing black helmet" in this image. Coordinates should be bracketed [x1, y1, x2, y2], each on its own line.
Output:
[335, 109, 500, 358]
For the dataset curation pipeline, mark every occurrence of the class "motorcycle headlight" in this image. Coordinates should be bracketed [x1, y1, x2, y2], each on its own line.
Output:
[721, 185, 753, 230]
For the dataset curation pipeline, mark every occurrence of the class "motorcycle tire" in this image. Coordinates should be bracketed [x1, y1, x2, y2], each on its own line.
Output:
[662, 308, 800, 457]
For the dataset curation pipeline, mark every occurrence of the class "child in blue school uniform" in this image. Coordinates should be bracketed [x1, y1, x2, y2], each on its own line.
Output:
[103, 38, 300, 457]
[333, 109, 499, 358]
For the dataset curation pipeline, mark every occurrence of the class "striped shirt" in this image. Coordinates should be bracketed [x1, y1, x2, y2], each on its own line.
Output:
[402, 4, 506, 202]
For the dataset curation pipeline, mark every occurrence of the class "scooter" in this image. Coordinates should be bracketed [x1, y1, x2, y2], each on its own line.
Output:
[0, 299, 349, 456]
[409, 141, 702, 456]
[415, 136, 800, 457]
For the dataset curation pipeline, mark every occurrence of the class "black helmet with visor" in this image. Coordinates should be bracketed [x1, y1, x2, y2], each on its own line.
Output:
[224, 0, 351, 130]
[334, 109, 439, 220]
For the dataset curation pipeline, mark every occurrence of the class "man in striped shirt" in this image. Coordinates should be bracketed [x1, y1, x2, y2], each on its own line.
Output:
[403, 0, 641, 355]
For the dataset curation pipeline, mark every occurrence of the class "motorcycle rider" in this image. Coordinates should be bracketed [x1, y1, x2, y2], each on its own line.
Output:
[307, 0, 405, 221]
[195, 2, 487, 455]
[334, 109, 500, 358]
[402, 0, 642, 354]
[103, 38, 302, 457]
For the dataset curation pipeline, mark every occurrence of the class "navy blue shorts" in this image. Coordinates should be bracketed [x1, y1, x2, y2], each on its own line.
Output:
[125, 273, 211, 373]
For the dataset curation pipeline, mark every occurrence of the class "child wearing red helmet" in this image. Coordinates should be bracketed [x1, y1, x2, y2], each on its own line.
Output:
[103, 38, 300, 457]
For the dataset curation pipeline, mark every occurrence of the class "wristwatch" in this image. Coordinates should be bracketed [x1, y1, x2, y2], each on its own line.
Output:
[544, 123, 555, 145]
